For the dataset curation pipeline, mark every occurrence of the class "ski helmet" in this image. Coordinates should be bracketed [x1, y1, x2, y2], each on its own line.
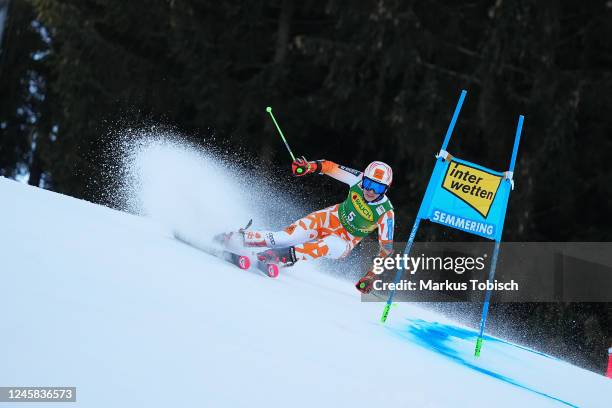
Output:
[361, 161, 393, 198]
[363, 161, 393, 193]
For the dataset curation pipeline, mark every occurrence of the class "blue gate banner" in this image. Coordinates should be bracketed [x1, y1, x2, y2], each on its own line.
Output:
[417, 155, 512, 241]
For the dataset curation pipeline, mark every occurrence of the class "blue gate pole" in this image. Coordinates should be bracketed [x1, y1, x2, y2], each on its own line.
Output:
[509, 115, 524, 172]
[380, 218, 421, 323]
[474, 115, 524, 356]
[441, 90, 466, 151]
[380, 89, 467, 323]
[474, 240, 500, 356]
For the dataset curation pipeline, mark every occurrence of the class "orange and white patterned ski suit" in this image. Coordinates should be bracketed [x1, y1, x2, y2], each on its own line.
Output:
[244, 160, 395, 262]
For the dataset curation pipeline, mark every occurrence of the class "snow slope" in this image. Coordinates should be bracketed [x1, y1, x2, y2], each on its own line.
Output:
[1, 169, 610, 407]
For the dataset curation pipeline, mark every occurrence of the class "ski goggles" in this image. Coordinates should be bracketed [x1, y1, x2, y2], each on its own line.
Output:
[362, 177, 388, 194]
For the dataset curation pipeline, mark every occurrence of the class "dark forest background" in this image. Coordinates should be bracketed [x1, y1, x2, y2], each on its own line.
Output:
[1, 0, 611, 372]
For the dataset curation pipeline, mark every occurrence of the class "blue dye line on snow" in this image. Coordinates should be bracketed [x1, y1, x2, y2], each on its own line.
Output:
[387, 319, 576, 407]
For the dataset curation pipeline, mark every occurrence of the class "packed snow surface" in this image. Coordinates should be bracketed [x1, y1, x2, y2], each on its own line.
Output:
[1, 141, 610, 407]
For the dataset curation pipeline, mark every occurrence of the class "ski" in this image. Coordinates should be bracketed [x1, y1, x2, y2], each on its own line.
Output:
[221, 249, 279, 278]
[175, 234, 279, 278]
[207, 247, 279, 278]
[212, 219, 281, 279]
[221, 250, 252, 270]
[256, 259, 280, 278]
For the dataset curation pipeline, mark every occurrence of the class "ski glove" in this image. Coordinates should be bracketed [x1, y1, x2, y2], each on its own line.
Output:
[291, 157, 321, 177]
[356, 270, 377, 294]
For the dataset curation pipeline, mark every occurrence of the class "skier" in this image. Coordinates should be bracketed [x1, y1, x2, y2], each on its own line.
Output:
[222, 158, 395, 293]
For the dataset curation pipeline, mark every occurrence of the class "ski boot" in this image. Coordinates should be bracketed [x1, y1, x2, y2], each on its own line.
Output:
[214, 219, 273, 249]
[242, 230, 269, 247]
[256, 247, 297, 268]
[253, 247, 296, 279]
[214, 219, 257, 251]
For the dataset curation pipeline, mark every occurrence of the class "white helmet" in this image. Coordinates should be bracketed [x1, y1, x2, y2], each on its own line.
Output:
[363, 161, 393, 187]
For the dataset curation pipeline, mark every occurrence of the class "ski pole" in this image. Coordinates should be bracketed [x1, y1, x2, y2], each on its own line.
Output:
[266, 107, 296, 162]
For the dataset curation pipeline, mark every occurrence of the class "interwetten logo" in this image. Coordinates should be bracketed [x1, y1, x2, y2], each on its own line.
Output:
[442, 161, 502, 218]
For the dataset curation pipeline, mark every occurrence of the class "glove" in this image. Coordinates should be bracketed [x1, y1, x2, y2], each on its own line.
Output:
[356, 270, 377, 294]
[291, 157, 319, 177]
